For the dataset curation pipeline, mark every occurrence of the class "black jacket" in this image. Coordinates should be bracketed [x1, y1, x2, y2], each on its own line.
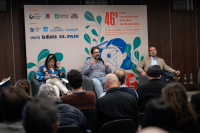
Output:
[136, 79, 166, 112]
[190, 92, 200, 115]
[56, 99, 87, 131]
[91, 87, 138, 133]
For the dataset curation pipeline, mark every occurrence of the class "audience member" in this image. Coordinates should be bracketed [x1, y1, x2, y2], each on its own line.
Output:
[136, 67, 166, 112]
[139, 127, 169, 133]
[38, 84, 87, 131]
[91, 74, 138, 133]
[190, 70, 200, 115]
[141, 99, 176, 133]
[81, 46, 112, 98]
[0, 86, 30, 133]
[61, 69, 96, 110]
[162, 82, 200, 133]
[22, 96, 59, 133]
[0, 78, 11, 89]
[16, 79, 32, 99]
[100, 68, 138, 102]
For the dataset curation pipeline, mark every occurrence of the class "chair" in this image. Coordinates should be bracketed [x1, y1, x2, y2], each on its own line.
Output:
[81, 109, 94, 130]
[58, 125, 83, 133]
[196, 114, 200, 128]
[99, 119, 137, 133]
[138, 71, 175, 86]
[30, 74, 95, 98]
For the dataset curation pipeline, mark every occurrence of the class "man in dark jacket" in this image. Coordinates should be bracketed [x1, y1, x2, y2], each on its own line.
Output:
[136, 67, 166, 113]
[91, 74, 139, 133]
[38, 84, 87, 132]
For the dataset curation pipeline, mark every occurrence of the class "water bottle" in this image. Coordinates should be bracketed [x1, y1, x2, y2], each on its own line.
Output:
[190, 73, 193, 84]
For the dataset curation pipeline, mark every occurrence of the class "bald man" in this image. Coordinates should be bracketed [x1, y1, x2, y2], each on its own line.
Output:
[91, 74, 139, 133]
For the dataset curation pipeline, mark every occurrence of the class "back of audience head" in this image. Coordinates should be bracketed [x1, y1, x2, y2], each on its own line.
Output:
[162, 82, 196, 125]
[16, 79, 32, 99]
[103, 74, 119, 91]
[38, 84, 59, 102]
[23, 96, 59, 133]
[113, 68, 127, 85]
[146, 67, 161, 81]
[0, 86, 29, 123]
[67, 69, 83, 89]
[141, 99, 176, 133]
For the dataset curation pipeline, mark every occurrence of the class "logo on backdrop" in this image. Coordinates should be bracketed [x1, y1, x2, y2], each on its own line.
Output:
[65, 28, 78, 32]
[30, 36, 40, 39]
[55, 14, 69, 19]
[59, 35, 66, 38]
[29, 13, 41, 19]
[45, 13, 50, 19]
[50, 27, 63, 32]
[30, 27, 41, 32]
[42, 35, 57, 39]
[67, 35, 79, 38]
[43, 27, 48, 32]
[71, 13, 78, 19]
[55, 14, 59, 19]
[30, 27, 34, 32]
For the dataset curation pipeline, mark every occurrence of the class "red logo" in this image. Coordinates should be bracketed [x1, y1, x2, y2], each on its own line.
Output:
[126, 72, 137, 90]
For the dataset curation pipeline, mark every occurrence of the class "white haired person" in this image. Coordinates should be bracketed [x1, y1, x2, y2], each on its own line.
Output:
[37, 84, 87, 132]
[36, 53, 69, 96]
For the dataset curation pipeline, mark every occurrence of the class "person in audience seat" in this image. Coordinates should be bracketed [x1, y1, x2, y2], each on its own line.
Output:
[0, 86, 30, 133]
[91, 74, 139, 133]
[38, 84, 87, 132]
[16, 79, 32, 99]
[100, 68, 138, 103]
[162, 82, 200, 133]
[136, 67, 166, 112]
[22, 96, 59, 133]
[141, 99, 176, 133]
[61, 69, 96, 110]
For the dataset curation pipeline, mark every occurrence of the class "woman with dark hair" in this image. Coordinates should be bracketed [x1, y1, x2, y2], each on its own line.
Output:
[162, 82, 200, 133]
[141, 99, 176, 133]
[36, 54, 69, 96]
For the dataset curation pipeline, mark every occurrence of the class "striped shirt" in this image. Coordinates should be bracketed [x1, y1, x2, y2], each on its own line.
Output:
[81, 58, 112, 78]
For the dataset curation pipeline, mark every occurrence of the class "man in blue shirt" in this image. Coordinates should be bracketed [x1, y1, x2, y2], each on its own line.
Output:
[81, 46, 112, 98]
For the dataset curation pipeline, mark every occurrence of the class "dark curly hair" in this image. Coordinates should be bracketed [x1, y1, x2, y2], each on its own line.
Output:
[44, 54, 57, 68]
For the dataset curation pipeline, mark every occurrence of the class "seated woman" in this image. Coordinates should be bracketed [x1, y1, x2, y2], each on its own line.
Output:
[16, 79, 32, 99]
[36, 54, 68, 96]
[162, 82, 200, 133]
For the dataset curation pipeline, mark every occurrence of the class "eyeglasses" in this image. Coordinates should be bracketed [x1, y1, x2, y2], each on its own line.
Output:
[93, 52, 100, 54]
[49, 61, 55, 63]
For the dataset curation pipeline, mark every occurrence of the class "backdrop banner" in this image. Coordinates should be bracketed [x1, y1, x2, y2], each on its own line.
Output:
[24, 5, 148, 88]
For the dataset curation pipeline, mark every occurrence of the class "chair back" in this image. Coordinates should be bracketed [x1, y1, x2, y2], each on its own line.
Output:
[58, 125, 83, 133]
[196, 114, 200, 128]
[99, 119, 137, 133]
[81, 109, 94, 130]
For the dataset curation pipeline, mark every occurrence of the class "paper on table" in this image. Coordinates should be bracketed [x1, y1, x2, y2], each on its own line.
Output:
[0, 77, 10, 86]
[61, 78, 68, 83]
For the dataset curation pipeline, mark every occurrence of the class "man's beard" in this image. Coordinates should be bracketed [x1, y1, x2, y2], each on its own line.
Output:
[94, 55, 100, 60]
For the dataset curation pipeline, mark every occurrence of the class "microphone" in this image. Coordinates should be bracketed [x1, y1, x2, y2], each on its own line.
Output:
[98, 57, 104, 64]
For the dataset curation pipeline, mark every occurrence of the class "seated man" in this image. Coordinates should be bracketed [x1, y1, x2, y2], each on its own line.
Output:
[61, 69, 96, 110]
[91, 74, 139, 133]
[136, 67, 166, 112]
[0, 86, 30, 133]
[38, 84, 87, 132]
[81, 46, 112, 98]
[22, 96, 59, 133]
[100, 68, 138, 103]
[136, 47, 180, 82]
